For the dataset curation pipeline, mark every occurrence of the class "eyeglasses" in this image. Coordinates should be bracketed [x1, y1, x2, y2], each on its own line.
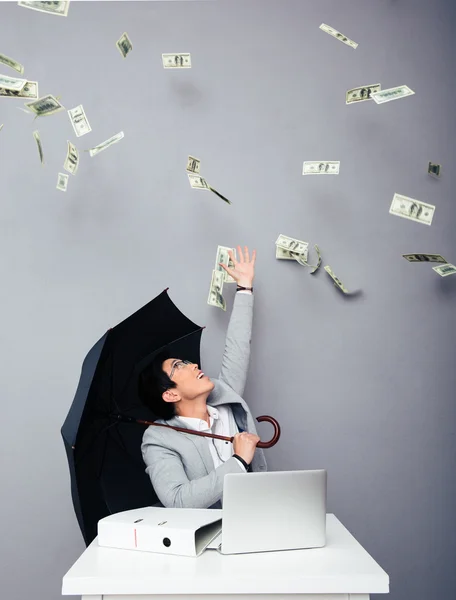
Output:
[169, 359, 193, 380]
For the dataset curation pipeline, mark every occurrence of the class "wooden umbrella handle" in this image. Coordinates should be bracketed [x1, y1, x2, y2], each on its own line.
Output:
[137, 414, 281, 449]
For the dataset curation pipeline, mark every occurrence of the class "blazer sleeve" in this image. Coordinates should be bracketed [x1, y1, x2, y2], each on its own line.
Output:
[217, 291, 254, 397]
[142, 429, 246, 509]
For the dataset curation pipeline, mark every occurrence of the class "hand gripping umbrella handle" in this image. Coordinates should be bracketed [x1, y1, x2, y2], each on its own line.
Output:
[137, 414, 281, 448]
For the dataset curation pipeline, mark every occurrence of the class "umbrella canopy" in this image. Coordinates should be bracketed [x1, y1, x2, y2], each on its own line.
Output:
[61, 288, 204, 546]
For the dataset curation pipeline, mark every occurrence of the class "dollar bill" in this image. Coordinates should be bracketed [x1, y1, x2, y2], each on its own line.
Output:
[24, 94, 64, 117]
[32, 130, 44, 164]
[295, 244, 322, 274]
[56, 172, 69, 192]
[324, 266, 349, 293]
[186, 155, 200, 174]
[433, 264, 456, 277]
[0, 124, 3, 132]
[0, 74, 27, 92]
[370, 85, 415, 104]
[162, 53, 191, 68]
[275, 245, 309, 262]
[0, 80, 38, 99]
[0, 53, 24, 75]
[428, 162, 441, 178]
[215, 245, 237, 284]
[403, 254, 447, 263]
[88, 131, 124, 157]
[68, 105, 92, 137]
[207, 269, 226, 311]
[389, 193, 435, 226]
[18, 1, 70, 16]
[303, 161, 340, 175]
[319, 23, 358, 49]
[117, 32, 133, 58]
[346, 84, 381, 104]
[64, 140, 79, 175]
[275, 234, 308, 256]
[188, 173, 210, 190]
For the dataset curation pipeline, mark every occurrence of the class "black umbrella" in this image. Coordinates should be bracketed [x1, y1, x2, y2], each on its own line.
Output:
[61, 287, 281, 547]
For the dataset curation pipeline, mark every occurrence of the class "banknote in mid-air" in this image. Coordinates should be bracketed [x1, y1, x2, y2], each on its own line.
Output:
[215, 245, 237, 284]
[324, 266, 350, 294]
[295, 244, 322, 274]
[18, 1, 70, 16]
[303, 161, 340, 175]
[117, 33, 133, 58]
[389, 193, 435, 226]
[319, 23, 358, 49]
[0, 53, 24, 74]
[162, 53, 191, 68]
[275, 234, 308, 256]
[0, 73, 27, 92]
[188, 173, 210, 190]
[428, 162, 441, 178]
[186, 155, 200, 174]
[56, 172, 69, 192]
[0, 80, 38, 99]
[0, 124, 3, 132]
[402, 254, 447, 263]
[24, 94, 64, 117]
[32, 130, 44, 165]
[433, 264, 456, 277]
[87, 131, 124, 157]
[64, 140, 79, 175]
[346, 84, 381, 104]
[370, 85, 415, 104]
[275, 245, 309, 262]
[207, 269, 226, 311]
[68, 105, 92, 137]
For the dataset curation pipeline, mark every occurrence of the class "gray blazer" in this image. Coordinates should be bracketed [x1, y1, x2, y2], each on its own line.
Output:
[141, 292, 268, 509]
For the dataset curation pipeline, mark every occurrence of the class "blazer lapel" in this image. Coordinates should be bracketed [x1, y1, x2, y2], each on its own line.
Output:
[165, 416, 215, 475]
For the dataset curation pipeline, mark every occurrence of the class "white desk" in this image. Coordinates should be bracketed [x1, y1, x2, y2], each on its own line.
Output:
[62, 513, 389, 600]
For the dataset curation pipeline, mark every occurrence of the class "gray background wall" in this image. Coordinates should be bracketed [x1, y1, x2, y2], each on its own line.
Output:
[0, 0, 455, 599]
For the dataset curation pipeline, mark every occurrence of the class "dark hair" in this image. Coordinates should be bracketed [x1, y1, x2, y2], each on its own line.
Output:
[138, 347, 177, 420]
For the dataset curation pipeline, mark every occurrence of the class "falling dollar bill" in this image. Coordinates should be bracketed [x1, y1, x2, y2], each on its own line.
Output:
[0, 124, 3, 132]
[389, 193, 435, 226]
[188, 173, 210, 190]
[162, 53, 191, 68]
[68, 105, 92, 137]
[188, 174, 231, 204]
[370, 85, 415, 104]
[275, 234, 308, 256]
[319, 23, 358, 49]
[18, 1, 70, 16]
[87, 131, 124, 157]
[56, 172, 69, 192]
[117, 32, 133, 58]
[403, 254, 447, 263]
[207, 269, 226, 311]
[276, 245, 309, 262]
[64, 140, 79, 175]
[433, 264, 456, 277]
[0, 80, 38, 99]
[32, 130, 44, 165]
[0, 53, 24, 75]
[294, 244, 322, 274]
[428, 162, 441, 178]
[346, 84, 381, 104]
[186, 155, 200, 174]
[0, 74, 27, 92]
[215, 245, 237, 284]
[303, 161, 340, 175]
[24, 94, 64, 117]
[324, 266, 350, 294]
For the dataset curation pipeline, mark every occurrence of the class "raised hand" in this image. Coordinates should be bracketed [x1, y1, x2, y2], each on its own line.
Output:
[219, 245, 256, 287]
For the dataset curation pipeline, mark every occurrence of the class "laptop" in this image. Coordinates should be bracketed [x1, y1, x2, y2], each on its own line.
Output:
[208, 469, 327, 555]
